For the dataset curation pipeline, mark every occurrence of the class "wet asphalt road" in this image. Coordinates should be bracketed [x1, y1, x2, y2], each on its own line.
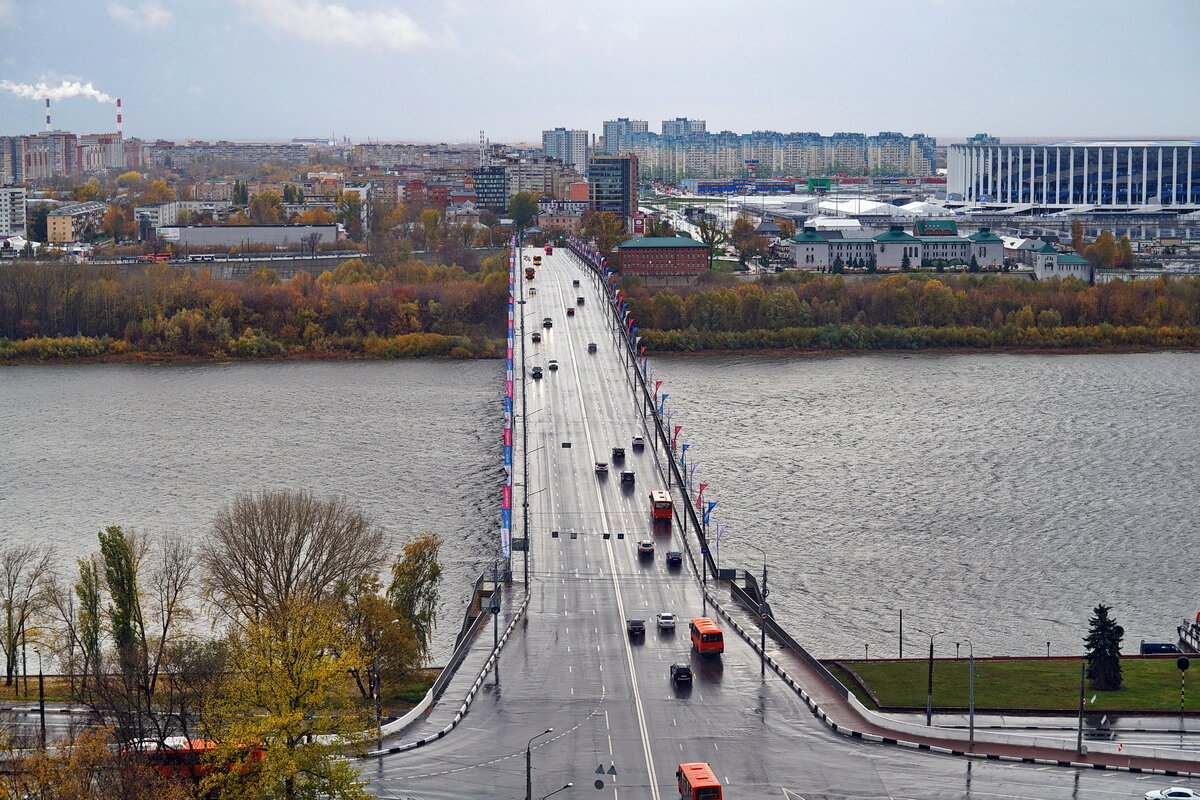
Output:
[367, 248, 1172, 800]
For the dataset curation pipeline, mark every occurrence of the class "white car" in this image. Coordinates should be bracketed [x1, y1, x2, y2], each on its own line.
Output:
[656, 612, 676, 630]
[1146, 789, 1200, 800]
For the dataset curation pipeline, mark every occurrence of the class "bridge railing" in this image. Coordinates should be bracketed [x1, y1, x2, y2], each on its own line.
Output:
[565, 238, 719, 581]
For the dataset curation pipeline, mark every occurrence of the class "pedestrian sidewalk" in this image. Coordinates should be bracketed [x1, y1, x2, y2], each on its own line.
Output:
[703, 578, 1200, 778]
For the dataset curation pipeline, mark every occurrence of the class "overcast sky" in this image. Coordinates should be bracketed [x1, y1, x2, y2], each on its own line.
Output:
[1, 0, 1197, 143]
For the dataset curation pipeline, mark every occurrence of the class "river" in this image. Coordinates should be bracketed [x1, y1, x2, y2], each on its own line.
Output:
[1, 352, 1197, 662]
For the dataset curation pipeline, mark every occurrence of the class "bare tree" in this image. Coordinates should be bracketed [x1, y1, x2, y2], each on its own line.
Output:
[201, 490, 387, 623]
[0, 544, 53, 688]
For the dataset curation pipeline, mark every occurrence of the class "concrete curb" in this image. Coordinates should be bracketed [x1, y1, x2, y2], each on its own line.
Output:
[364, 592, 531, 758]
[694, 582, 1199, 778]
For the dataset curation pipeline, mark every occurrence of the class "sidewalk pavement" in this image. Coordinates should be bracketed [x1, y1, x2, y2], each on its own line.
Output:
[703, 578, 1200, 778]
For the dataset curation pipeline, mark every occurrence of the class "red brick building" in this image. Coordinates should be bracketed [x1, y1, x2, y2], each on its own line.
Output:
[616, 236, 709, 287]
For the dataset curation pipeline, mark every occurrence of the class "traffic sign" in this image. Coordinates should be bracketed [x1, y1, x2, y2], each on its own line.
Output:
[700, 546, 709, 555]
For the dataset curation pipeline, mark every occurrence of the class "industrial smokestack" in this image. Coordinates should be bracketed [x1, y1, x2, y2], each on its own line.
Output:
[45, 98, 51, 131]
[116, 97, 123, 137]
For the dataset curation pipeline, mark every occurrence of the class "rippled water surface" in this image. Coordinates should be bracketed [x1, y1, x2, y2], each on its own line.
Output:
[3, 353, 1198, 662]
[654, 351, 1200, 658]
[0, 361, 501, 663]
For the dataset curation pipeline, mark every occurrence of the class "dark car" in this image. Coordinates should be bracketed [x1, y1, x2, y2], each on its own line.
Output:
[670, 663, 693, 684]
[611, 447, 626, 462]
[1140, 641, 1182, 656]
[567, 307, 575, 316]
[627, 618, 646, 636]
[621, 471, 635, 484]
[576, 296, 585, 306]
[531, 331, 541, 343]
[588, 342, 597, 353]
[531, 366, 543, 380]
[543, 317, 553, 329]
[665, 551, 683, 566]
[572, 279, 580, 287]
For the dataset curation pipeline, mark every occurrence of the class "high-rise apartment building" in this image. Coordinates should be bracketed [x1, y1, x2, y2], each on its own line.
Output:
[602, 118, 649, 154]
[541, 127, 589, 171]
[662, 118, 706, 138]
[471, 165, 508, 211]
[0, 186, 27, 237]
[588, 153, 639, 222]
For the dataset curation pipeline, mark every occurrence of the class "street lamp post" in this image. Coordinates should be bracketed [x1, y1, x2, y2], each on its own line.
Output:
[540, 784, 573, 800]
[965, 638, 975, 745]
[525, 728, 553, 800]
[916, 628, 944, 726]
[745, 542, 769, 678]
[34, 648, 45, 749]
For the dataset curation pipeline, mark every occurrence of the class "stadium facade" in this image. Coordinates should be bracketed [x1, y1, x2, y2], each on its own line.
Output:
[947, 141, 1200, 209]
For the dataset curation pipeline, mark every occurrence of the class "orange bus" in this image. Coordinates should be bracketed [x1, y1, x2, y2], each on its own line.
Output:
[650, 490, 673, 521]
[131, 738, 264, 780]
[677, 762, 722, 799]
[689, 618, 724, 655]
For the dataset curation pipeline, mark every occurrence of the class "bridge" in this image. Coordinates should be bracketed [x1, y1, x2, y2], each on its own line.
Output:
[365, 243, 1192, 799]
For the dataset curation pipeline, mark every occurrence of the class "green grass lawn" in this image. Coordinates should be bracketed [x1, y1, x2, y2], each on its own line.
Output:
[711, 259, 745, 272]
[832, 658, 1199, 712]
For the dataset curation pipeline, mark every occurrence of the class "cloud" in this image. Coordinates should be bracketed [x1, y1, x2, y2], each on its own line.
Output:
[239, 0, 430, 50]
[108, 1, 174, 29]
[0, 79, 115, 103]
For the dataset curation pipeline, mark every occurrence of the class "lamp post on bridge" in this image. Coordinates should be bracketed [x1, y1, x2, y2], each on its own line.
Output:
[744, 541, 769, 678]
[916, 628, 944, 726]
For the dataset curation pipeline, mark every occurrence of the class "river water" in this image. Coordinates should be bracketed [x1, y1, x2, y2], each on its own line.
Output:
[2, 353, 1197, 662]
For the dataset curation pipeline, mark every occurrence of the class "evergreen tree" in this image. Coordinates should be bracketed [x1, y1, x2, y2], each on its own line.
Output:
[1084, 604, 1124, 690]
[969, 254, 980, 273]
[831, 256, 844, 274]
[900, 253, 911, 271]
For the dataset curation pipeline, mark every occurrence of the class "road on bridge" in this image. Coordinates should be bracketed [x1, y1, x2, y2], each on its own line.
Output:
[367, 246, 1164, 800]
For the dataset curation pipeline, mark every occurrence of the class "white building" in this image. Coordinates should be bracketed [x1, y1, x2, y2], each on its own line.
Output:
[0, 186, 27, 237]
[1034, 242, 1093, 281]
[947, 140, 1200, 209]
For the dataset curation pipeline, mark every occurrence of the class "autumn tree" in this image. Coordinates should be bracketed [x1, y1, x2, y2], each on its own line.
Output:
[0, 543, 53, 687]
[1084, 230, 1118, 269]
[1116, 234, 1135, 268]
[1071, 219, 1086, 253]
[71, 179, 105, 202]
[201, 490, 387, 623]
[138, 179, 175, 205]
[1084, 603, 1124, 691]
[294, 207, 335, 225]
[386, 532, 443, 665]
[338, 191, 364, 240]
[200, 599, 372, 800]
[248, 190, 284, 224]
[583, 211, 629, 255]
[777, 218, 797, 239]
[508, 191, 539, 230]
[116, 171, 144, 189]
[694, 217, 728, 269]
[419, 208, 442, 249]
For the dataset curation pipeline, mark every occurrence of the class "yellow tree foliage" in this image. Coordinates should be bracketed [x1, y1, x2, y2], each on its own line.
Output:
[201, 599, 371, 800]
[293, 207, 336, 225]
[139, 179, 176, 205]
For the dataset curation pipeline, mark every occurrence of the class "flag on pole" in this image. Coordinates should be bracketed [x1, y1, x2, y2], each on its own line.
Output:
[716, 524, 727, 541]
[703, 501, 717, 526]
[696, 482, 708, 510]
[671, 425, 681, 450]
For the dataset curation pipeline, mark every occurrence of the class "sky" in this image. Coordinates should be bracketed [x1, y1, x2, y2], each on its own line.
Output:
[1, 0, 1198, 143]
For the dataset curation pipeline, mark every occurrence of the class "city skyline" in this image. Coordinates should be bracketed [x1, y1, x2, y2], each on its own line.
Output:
[1, 0, 1198, 142]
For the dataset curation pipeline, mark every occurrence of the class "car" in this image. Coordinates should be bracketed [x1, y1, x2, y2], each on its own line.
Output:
[621, 471, 635, 484]
[566, 307, 575, 316]
[611, 446, 625, 461]
[1145, 789, 1200, 800]
[572, 279, 580, 287]
[531, 366, 543, 380]
[531, 331, 541, 343]
[576, 296, 585, 306]
[588, 342, 597, 353]
[595, 461, 608, 474]
[632, 435, 645, 449]
[656, 612, 676, 630]
[637, 540, 654, 557]
[626, 618, 646, 636]
[1140, 641, 1182, 656]
[543, 317, 553, 329]
[670, 663, 693, 684]
[666, 551, 683, 565]
[548, 359, 559, 371]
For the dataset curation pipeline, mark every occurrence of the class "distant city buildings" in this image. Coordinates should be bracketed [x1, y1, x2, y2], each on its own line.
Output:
[47, 201, 107, 244]
[788, 222, 1005, 271]
[541, 127, 589, 171]
[600, 118, 936, 180]
[144, 141, 309, 169]
[616, 236, 708, 286]
[948, 140, 1200, 208]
